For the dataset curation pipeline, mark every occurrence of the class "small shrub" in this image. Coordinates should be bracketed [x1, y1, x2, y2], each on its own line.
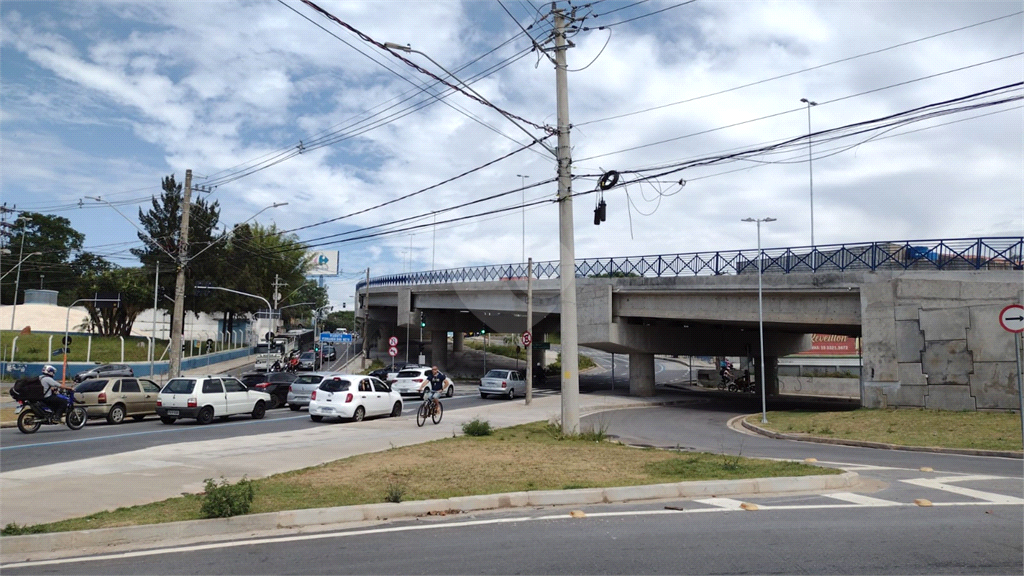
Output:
[200, 476, 255, 519]
[462, 418, 493, 436]
[2, 522, 46, 536]
[384, 481, 406, 503]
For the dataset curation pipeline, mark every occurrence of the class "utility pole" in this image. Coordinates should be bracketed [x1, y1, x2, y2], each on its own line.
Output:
[554, 7, 580, 434]
[168, 169, 193, 379]
[150, 262, 159, 380]
[362, 268, 371, 365]
[272, 274, 287, 337]
[526, 257, 533, 405]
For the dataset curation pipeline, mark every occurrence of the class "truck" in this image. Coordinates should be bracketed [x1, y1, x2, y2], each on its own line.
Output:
[253, 342, 284, 372]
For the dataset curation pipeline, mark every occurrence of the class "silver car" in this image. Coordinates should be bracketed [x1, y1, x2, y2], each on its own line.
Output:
[479, 369, 525, 399]
[287, 372, 334, 410]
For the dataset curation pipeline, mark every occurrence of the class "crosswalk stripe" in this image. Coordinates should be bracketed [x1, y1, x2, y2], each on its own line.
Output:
[824, 492, 901, 506]
[694, 497, 749, 509]
[901, 478, 1024, 504]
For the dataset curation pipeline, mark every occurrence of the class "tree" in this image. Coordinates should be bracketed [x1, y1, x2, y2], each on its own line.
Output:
[0, 212, 110, 305]
[324, 310, 356, 333]
[76, 267, 152, 337]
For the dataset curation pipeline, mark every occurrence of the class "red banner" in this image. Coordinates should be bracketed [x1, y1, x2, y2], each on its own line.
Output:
[796, 334, 860, 356]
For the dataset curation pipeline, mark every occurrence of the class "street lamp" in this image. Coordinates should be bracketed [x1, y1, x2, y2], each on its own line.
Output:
[10, 215, 33, 331]
[800, 98, 817, 268]
[517, 174, 530, 262]
[741, 216, 777, 424]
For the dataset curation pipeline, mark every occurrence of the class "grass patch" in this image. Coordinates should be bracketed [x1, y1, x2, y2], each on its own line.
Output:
[749, 408, 1023, 451]
[4, 421, 834, 535]
[546, 353, 597, 374]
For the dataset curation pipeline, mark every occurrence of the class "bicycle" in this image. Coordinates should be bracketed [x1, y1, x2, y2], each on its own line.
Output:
[416, 397, 443, 426]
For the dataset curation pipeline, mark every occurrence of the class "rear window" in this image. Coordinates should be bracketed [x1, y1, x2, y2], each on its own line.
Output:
[396, 370, 424, 378]
[75, 379, 110, 393]
[294, 375, 323, 384]
[484, 370, 508, 379]
[268, 373, 297, 383]
[163, 379, 196, 394]
[319, 379, 352, 393]
[240, 374, 264, 386]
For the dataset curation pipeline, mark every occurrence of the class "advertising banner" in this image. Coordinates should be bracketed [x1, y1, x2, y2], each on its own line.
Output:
[309, 251, 339, 275]
[796, 334, 860, 357]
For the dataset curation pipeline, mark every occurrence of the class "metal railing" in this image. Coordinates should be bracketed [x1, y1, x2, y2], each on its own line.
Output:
[359, 237, 1024, 289]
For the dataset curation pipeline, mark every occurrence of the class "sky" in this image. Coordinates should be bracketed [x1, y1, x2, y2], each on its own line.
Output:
[1, 0, 1022, 309]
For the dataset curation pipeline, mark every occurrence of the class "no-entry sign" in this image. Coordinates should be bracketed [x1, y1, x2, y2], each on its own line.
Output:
[388, 336, 399, 347]
[388, 346, 399, 357]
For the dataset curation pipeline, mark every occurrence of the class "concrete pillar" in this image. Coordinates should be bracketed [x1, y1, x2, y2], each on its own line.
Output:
[453, 331, 464, 352]
[430, 330, 448, 371]
[628, 352, 656, 397]
[765, 356, 779, 396]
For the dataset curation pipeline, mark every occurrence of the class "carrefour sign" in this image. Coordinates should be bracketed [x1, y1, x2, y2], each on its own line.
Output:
[309, 250, 339, 275]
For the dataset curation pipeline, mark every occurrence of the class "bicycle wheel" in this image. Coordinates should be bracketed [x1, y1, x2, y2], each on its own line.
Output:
[431, 401, 443, 424]
[416, 402, 428, 427]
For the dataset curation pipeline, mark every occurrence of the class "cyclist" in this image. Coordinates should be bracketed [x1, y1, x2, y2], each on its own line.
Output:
[39, 365, 73, 421]
[419, 365, 446, 413]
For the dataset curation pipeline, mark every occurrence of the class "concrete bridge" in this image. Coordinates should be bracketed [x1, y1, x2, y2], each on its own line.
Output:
[357, 237, 1023, 411]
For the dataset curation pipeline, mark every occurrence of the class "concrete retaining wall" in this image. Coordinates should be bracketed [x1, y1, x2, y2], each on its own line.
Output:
[779, 376, 860, 398]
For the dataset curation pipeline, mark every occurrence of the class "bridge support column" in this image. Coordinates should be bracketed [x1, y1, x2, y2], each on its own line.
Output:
[628, 353, 656, 397]
[430, 330, 448, 371]
[453, 331, 464, 352]
[763, 356, 779, 396]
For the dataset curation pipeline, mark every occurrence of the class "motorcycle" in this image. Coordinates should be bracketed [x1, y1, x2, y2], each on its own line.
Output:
[15, 389, 89, 434]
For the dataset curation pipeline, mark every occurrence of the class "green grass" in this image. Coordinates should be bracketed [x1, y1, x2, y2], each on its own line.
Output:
[749, 408, 1023, 451]
[0, 330, 243, 364]
[1, 421, 836, 535]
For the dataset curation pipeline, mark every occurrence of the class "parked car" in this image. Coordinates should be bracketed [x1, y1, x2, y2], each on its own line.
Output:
[321, 345, 337, 361]
[239, 371, 297, 409]
[74, 377, 162, 424]
[73, 363, 134, 383]
[308, 375, 403, 422]
[297, 351, 318, 371]
[386, 363, 427, 383]
[286, 372, 333, 411]
[479, 369, 526, 399]
[391, 367, 454, 399]
[156, 375, 270, 425]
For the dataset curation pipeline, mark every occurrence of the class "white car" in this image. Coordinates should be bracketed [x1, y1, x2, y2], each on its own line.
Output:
[391, 368, 454, 399]
[308, 375, 403, 422]
[479, 369, 526, 399]
[156, 375, 271, 425]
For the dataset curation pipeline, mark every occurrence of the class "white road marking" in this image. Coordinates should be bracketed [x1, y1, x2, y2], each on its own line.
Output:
[901, 477, 1024, 504]
[824, 492, 901, 507]
[694, 497, 749, 509]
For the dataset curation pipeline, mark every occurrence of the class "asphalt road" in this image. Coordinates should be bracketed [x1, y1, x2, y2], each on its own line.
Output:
[4, 399, 1021, 575]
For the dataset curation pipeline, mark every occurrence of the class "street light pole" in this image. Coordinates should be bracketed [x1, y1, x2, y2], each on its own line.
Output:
[800, 98, 817, 268]
[10, 215, 32, 331]
[742, 217, 777, 424]
[517, 174, 529, 263]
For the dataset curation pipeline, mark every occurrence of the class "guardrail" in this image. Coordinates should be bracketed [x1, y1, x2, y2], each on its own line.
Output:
[359, 237, 1024, 289]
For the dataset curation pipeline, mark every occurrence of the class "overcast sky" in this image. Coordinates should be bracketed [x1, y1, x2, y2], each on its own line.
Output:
[2, 0, 1021, 308]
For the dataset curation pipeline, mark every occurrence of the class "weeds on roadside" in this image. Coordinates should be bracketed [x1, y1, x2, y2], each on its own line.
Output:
[384, 481, 407, 503]
[1, 522, 45, 536]
[200, 476, 255, 519]
[544, 416, 609, 442]
[462, 418, 493, 437]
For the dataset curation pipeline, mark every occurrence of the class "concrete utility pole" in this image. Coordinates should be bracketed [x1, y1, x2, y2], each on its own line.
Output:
[553, 7, 580, 434]
[150, 262, 159, 380]
[526, 257, 533, 405]
[272, 274, 287, 335]
[361, 267, 370, 368]
[10, 215, 31, 331]
[168, 169, 193, 379]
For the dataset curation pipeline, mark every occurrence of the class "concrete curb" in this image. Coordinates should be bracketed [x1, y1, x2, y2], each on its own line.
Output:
[741, 419, 1024, 459]
[0, 471, 858, 562]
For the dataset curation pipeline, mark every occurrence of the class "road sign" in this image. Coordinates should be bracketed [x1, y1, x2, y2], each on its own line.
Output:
[388, 346, 399, 357]
[320, 332, 353, 344]
[999, 304, 1024, 333]
[521, 331, 532, 347]
[61, 335, 72, 346]
[388, 336, 399, 347]
[532, 342, 550, 350]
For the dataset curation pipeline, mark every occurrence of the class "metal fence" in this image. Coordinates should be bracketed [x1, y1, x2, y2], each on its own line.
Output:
[359, 237, 1024, 289]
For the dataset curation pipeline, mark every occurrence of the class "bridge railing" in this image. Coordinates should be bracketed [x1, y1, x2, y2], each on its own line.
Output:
[358, 237, 1023, 289]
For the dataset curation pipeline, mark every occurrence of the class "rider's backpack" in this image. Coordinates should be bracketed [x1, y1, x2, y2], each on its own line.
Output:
[10, 375, 45, 401]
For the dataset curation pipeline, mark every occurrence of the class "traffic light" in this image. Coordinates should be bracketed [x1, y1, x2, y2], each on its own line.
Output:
[480, 328, 486, 335]
[420, 312, 425, 328]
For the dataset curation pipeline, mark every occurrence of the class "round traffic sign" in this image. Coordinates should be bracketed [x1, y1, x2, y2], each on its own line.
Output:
[388, 336, 399, 347]
[62, 335, 73, 346]
[388, 346, 399, 357]
[999, 304, 1024, 333]
[521, 331, 532, 347]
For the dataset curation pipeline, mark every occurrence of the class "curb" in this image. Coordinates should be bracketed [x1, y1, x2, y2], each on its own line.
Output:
[0, 471, 858, 562]
[740, 419, 1024, 459]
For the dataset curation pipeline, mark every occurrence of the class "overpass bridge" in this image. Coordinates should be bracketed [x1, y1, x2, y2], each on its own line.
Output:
[356, 237, 1023, 411]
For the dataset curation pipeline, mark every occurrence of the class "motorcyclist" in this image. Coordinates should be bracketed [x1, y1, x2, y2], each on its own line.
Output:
[39, 365, 73, 421]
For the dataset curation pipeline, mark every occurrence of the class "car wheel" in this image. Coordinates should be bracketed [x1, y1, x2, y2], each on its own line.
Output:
[196, 406, 215, 425]
[353, 406, 365, 422]
[289, 404, 301, 411]
[446, 385, 454, 398]
[160, 416, 176, 425]
[390, 401, 402, 418]
[132, 415, 146, 422]
[310, 414, 323, 422]
[480, 392, 488, 399]
[507, 387, 515, 400]
[106, 404, 126, 425]
[251, 401, 267, 420]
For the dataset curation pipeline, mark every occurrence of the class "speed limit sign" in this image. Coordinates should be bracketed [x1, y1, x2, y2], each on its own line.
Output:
[388, 336, 399, 347]
[388, 346, 399, 357]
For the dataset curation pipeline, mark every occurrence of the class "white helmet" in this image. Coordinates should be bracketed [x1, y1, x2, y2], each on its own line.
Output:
[42, 365, 56, 377]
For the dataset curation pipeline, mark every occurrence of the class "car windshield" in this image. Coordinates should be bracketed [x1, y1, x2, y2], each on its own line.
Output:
[74, 379, 109, 393]
[162, 379, 195, 394]
[319, 379, 351, 393]
[300, 352, 315, 360]
[484, 370, 508, 378]
[396, 370, 423, 378]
